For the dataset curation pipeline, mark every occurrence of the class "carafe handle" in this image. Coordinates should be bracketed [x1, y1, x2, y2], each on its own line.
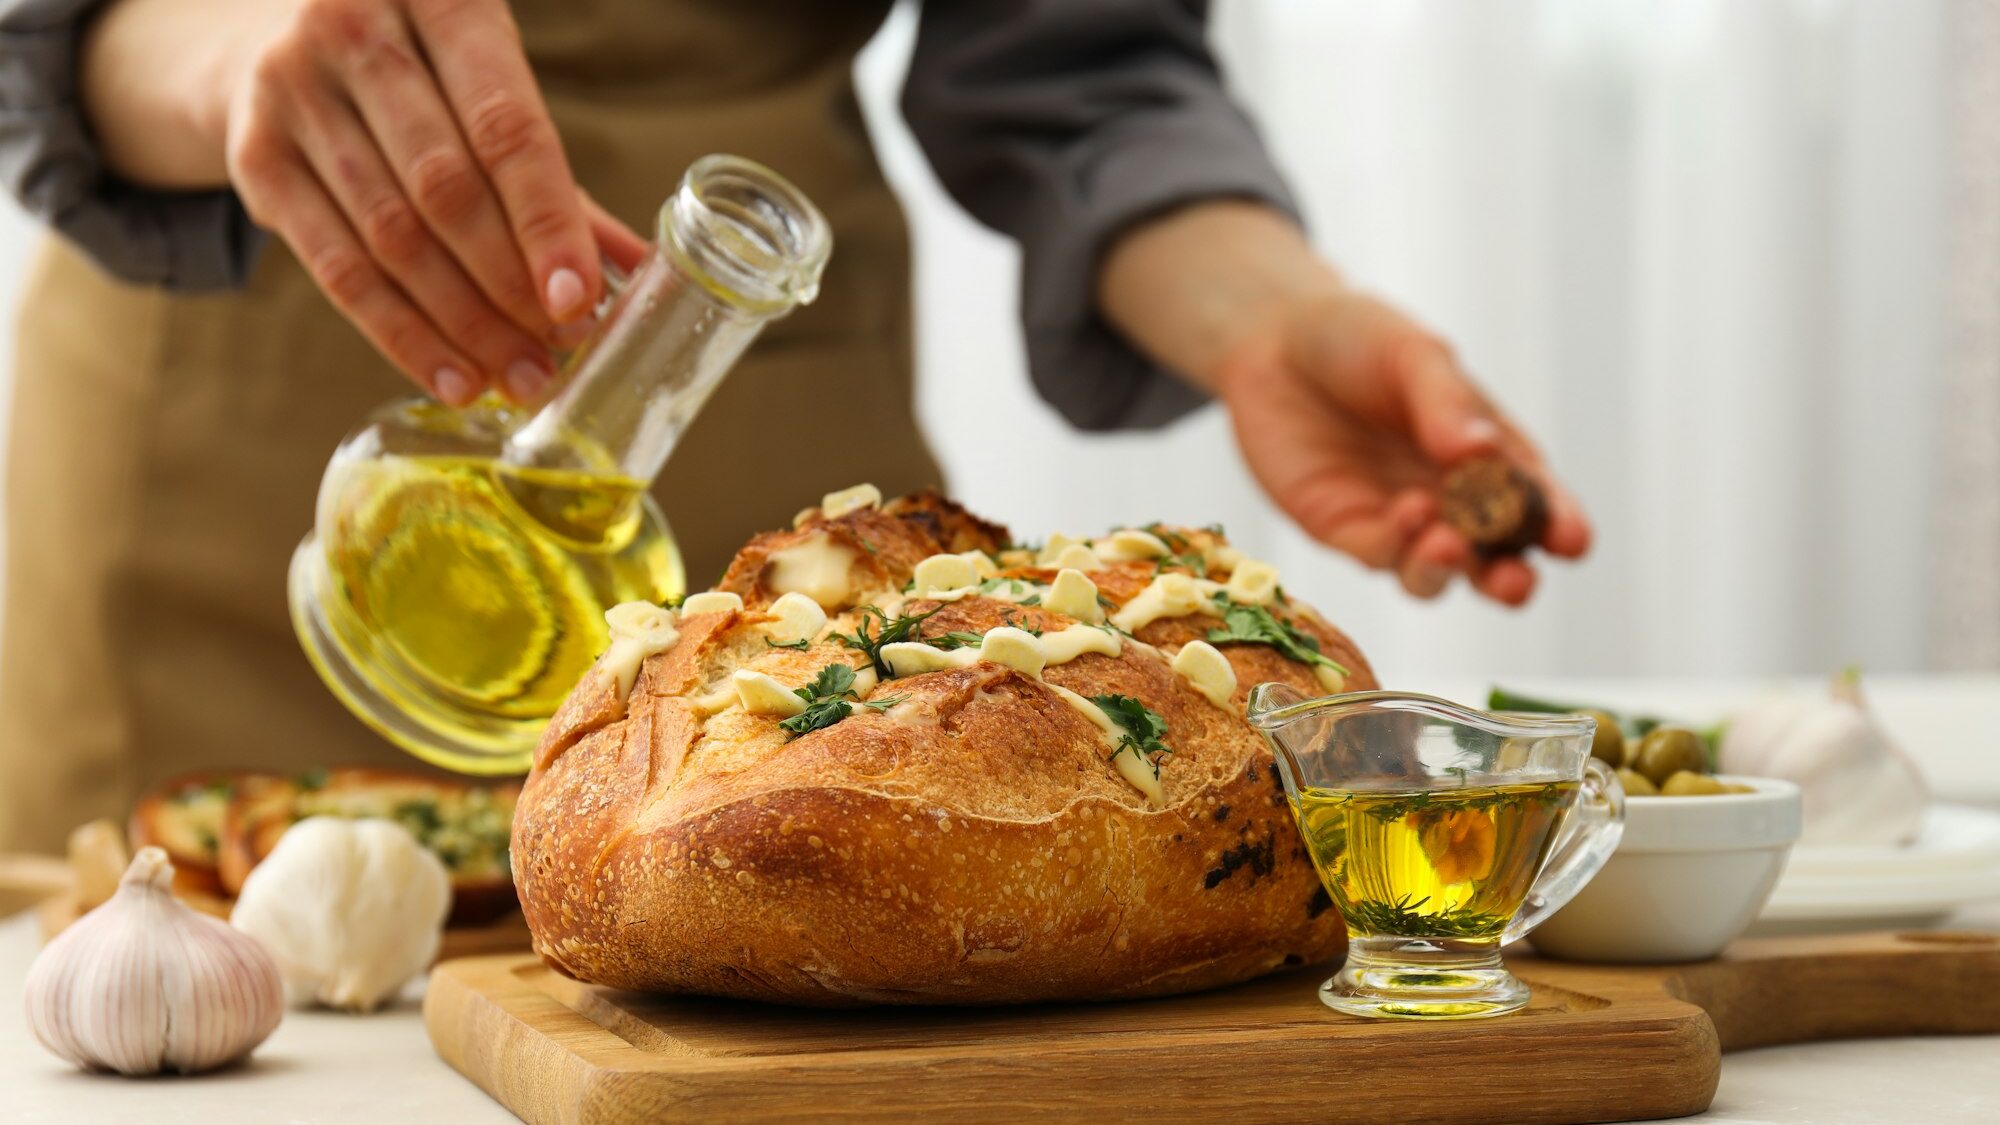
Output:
[1503, 758, 1626, 944]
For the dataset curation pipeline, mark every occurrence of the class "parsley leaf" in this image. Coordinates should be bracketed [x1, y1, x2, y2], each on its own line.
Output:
[776, 663, 905, 737]
[1204, 594, 1350, 675]
[1089, 693, 1175, 780]
[832, 605, 945, 676]
[765, 637, 812, 651]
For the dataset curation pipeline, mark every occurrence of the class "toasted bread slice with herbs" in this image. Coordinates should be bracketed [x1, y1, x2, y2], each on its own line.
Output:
[129, 771, 284, 898]
[218, 769, 520, 925]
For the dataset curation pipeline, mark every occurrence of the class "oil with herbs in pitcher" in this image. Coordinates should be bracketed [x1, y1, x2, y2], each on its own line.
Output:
[1290, 779, 1580, 944]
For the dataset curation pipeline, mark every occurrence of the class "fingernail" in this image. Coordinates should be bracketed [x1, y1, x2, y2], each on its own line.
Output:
[545, 268, 586, 317]
[503, 358, 551, 403]
[550, 318, 595, 349]
[1416, 563, 1452, 591]
[1464, 418, 1502, 447]
[434, 366, 477, 406]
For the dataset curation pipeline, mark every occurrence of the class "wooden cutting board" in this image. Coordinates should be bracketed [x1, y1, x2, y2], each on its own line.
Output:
[425, 929, 2000, 1125]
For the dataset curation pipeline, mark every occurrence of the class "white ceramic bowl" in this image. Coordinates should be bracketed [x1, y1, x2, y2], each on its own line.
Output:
[1530, 775, 1802, 963]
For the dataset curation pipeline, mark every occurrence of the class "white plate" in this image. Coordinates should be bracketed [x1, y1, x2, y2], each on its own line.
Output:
[1751, 806, 2000, 935]
[1780, 805, 2000, 879]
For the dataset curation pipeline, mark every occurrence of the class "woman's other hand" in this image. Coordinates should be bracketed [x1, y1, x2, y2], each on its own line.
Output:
[82, 0, 649, 405]
[1099, 201, 1590, 605]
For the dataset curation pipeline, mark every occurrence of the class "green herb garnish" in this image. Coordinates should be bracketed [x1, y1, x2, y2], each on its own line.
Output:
[1089, 693, 1175, 780]
[1342, 894, 1504, 939]
[1205, 594, 1349, 675]
[924, 630, 988, 651]
[999, 610, 1043, 637]
[777, 663, 905, 737]
[765, 636, 812, 651]
[832, 605, 945, 676]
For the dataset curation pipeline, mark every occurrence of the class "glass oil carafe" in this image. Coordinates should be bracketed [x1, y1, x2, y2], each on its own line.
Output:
[288, 154, 831, 775]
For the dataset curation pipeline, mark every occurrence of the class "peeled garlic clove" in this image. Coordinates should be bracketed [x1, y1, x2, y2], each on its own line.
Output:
[231, 817, 451, 1012]
[25, 846, 283, 1076]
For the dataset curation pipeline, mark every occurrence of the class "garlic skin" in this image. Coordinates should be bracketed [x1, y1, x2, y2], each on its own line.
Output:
[25, 846, 283, 1075]
[230, 817, 452, 1012]
[1719, 671, 1929, 846]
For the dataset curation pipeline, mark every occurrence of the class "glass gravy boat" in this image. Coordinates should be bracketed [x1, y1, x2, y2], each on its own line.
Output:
[1248, 685, 1625, 1019]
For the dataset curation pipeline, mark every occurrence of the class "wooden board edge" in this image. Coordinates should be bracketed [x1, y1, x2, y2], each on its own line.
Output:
[425, 955, 1723, 1125]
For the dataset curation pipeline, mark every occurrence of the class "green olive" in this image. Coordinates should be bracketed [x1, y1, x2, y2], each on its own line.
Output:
[1615, 767, 1658, 796]
[1633, 726, 1706, 785]
[1662, 770, 1727, 797]
[1720, 782, 1756, 795]
[1579, 709, 1626, 768]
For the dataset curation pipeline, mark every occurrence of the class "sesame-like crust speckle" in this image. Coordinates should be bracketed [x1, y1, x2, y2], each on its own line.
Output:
[514, 490, 1371, 1005]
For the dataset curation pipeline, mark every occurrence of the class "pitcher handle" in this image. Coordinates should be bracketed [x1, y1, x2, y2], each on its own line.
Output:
[1503, 758, 1626, 945]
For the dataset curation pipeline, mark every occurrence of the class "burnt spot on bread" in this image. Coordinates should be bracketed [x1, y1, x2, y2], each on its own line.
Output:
[1307, 886, 1334, 919]
[1213, 804, 1231, 823]
[1283, 953, 1304, 967]
[1203, 834, 1275, 890]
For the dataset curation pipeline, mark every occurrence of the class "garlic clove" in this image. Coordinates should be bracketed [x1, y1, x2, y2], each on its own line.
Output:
[25, 846, 283, 1076]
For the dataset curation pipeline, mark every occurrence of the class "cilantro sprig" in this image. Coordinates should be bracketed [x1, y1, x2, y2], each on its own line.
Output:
[1089, 693, 1175, 780]
[1204, 594, 1349, 675]
[777, 663, 904, 737]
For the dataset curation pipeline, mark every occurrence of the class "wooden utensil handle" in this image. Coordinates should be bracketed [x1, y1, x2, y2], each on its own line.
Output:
[1668, 930, 2000, 1051]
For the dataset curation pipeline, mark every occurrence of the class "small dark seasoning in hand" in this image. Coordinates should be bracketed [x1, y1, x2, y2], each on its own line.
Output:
[1440, 456, 1548, 559]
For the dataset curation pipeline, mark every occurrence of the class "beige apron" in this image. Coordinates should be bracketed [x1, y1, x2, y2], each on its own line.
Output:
[0, 0, 940, 851]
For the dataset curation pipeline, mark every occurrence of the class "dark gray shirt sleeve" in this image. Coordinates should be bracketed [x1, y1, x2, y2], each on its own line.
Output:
[0, 0, 262, 289]
[902, 0, 1297, 432]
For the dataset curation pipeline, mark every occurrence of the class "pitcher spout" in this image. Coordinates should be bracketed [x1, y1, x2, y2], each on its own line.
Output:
[1245, 684, 1597, 797]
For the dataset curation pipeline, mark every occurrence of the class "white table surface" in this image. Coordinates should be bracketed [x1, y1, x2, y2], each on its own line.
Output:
[4, 673, 1997, 1125]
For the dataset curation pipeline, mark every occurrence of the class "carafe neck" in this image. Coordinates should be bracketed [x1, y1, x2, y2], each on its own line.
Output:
[502, 155, 831, 485]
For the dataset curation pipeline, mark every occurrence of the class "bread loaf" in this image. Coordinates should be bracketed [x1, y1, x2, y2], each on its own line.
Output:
[514, 489, 1373, 1004]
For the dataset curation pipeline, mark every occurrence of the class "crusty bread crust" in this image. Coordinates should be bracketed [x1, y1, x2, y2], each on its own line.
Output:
[514, 491, 1371, 1004]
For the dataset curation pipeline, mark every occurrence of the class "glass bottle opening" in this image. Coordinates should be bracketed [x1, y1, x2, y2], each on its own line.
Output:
[660, 154, 832, 315]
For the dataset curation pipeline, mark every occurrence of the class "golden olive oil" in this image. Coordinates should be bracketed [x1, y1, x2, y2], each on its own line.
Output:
[1291, 780, 1579, 945]
[310, 454, 682, 760]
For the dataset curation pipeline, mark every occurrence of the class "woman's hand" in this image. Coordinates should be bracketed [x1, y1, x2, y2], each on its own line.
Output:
[1212, 290, 1590, 604]
[82, 0, 649, 405]
[1098, 201, 1590, 605]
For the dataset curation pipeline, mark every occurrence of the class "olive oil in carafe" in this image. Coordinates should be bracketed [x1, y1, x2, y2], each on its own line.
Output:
[312, 455, 681, 744]
[1290, 780, 1579, 944]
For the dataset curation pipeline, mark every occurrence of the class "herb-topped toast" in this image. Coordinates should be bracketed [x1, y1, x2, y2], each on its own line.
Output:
[214, 768, 520, 925]
[514, 487, 1375, 1004]
[128, 770, 283, 899]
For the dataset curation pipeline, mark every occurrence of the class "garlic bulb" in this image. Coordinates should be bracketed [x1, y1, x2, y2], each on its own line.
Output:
[230, 817, 452, 1012]
[1719, 671, 1929, 846]
[25, 847, 283, 1075]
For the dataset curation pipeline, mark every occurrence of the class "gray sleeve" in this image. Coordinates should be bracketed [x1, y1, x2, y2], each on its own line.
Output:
[901, 0, 1297, 432]
[0, 0, 262, 289]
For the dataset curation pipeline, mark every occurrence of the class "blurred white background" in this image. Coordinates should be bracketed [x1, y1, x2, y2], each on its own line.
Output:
[856, 0, 1954, 682]
[0, 1, 1967, 684]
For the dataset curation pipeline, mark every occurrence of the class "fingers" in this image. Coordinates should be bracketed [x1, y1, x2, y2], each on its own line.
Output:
[1537, 478, 1594, 559]
[287, 88, 556, 402]
[1396, 521, 1469, 599]
[1389, 324, 1595, 567]
[406, 0, 601, 322]
[1396, 335, 1502, 465]
[233, 133, 484, 405]
[320, 10, 559, 343]
[1473, 556, 1537, 607]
